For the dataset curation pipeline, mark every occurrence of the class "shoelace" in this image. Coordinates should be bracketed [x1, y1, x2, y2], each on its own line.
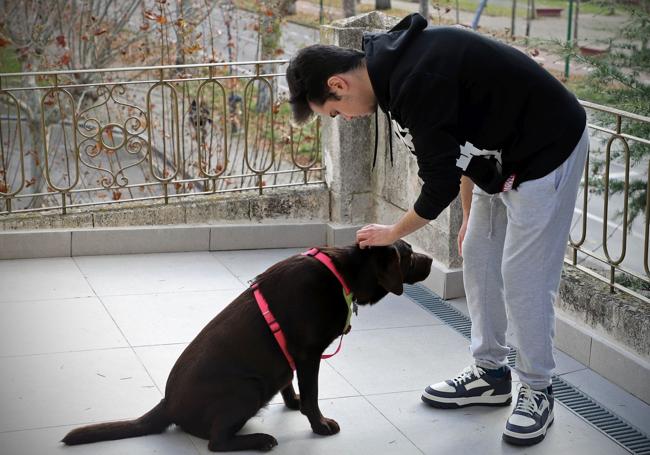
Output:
[451, 365, 485, 387]
[514, 384, 545, 415]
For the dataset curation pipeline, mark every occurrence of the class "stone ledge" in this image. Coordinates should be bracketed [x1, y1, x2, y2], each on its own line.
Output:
[558, 266, 650, 359]
[0, 186, 329, 231]
[555, 311, 650, 404]
[556, 265, 650, 403]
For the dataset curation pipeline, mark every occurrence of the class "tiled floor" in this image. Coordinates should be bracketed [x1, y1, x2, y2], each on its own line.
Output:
[1, 249, 648, 454]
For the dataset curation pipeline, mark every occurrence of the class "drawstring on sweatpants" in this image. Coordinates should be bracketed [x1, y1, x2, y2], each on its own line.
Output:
[487, 195, 497, 239]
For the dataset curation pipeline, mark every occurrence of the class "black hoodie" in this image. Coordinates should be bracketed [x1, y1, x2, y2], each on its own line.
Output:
[363, 13, 586, 221]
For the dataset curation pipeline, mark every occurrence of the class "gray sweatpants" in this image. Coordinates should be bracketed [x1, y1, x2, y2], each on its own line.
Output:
[462, 125, 589, 390]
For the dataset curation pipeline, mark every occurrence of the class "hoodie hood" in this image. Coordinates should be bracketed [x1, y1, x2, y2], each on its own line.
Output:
[363, 13, 427, 115]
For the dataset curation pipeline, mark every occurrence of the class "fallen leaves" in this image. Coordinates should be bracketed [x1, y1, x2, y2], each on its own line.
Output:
[184, 43, 202, 55]
[59, 53, 71, 66]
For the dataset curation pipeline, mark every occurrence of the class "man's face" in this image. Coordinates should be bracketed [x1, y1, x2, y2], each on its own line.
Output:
[308, 75, 376, 121]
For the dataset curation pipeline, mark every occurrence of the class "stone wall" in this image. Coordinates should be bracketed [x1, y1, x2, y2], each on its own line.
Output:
[0, 187, 330, 231]
[558, 267, 650, 359]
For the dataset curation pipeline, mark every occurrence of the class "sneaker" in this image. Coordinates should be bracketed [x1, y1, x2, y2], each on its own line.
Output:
[421, 364, 512, 409]
[502, 384, 554, 446]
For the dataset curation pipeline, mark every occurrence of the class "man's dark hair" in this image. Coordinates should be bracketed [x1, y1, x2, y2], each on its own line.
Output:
[286, 44, 365, 123]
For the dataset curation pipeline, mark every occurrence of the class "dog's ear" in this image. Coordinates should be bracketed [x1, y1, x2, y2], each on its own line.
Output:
[375, 245, 404, 295]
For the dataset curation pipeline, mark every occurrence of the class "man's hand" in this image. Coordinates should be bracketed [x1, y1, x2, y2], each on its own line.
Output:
[457, 219, 468, 257]
[458, 176, 474, 257]
[356, 224, 398, 248]
[356, 209, 430, 249]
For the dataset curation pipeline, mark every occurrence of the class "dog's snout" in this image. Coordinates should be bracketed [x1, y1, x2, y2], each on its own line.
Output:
[406, 253, 432, 283]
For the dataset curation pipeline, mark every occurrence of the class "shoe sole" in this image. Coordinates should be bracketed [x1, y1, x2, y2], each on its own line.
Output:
[502, 412, 554, 446]
[421, 391, 512, 409]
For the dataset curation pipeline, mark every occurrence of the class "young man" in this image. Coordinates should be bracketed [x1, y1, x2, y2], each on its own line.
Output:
[286, 13, 588, 446]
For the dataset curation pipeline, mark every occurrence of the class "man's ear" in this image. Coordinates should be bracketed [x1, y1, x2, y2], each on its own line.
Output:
[375, 246, 404, 295]
[327, 75, 348, 94]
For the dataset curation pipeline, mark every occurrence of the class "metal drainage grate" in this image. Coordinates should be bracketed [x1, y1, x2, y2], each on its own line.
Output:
[404, 283, 650, 455]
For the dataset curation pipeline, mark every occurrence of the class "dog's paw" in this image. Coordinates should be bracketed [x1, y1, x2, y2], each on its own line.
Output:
[256, 434, 278, 451]
[208, 433, 277, 452]
[311, 417, 340, 436]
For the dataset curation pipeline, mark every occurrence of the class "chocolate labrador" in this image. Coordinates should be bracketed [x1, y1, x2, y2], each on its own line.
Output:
[62, 240, 432, 452]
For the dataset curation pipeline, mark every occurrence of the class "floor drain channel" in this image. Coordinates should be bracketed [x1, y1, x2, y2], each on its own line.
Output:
[404, 283, 650, 455]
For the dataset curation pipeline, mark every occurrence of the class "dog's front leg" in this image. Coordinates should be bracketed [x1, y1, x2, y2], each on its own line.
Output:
[295, 357, 340, 436]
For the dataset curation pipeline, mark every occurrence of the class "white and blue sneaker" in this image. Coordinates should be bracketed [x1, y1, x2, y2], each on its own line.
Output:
[421, 364, 512, 409]
[503, 383, 554, 446]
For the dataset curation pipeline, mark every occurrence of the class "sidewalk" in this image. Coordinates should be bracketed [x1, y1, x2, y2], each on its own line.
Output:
[1, 248, 648, 454]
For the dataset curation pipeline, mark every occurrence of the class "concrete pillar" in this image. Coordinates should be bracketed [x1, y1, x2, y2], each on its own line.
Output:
[320, 12, 397, 224]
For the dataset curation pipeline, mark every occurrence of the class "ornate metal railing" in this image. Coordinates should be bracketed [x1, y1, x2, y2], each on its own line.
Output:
[0, 59, 322, 215]
[570, 100, 650, 302]
[0, 61, 647, 301]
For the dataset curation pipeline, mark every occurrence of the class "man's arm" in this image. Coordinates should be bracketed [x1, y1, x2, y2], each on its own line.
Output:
[460, 175, 473, 218]
[457, 175, 474, 256]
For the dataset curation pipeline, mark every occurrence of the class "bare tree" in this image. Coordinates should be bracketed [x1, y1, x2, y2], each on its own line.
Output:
[0, 0, 226, 207]
[0, 0, 150, 206]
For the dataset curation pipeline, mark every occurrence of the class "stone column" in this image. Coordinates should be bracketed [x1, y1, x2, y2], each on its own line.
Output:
[320, 12, 397, 224]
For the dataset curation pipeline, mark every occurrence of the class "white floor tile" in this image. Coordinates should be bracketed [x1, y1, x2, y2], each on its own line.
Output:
[134, 344, 187, 392]
[211, 248, 304, 285]
[560, 368, 650, 435]
[102, 289, 244, 346]
[191, 397, 422, 455]
[0, 425, 200, 455]
[0, 257, 94, 303]
[0, 297, 127, 357]
[0, 349, 161, 433]
[74, 252, 242, 296]
[352, 293, 443, 330]
[367, 390, 630, 455]
[327, 325, 472, 395]
[268, 362, 361, 404]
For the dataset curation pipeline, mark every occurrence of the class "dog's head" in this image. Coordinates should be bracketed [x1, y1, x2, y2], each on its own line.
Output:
[352, 239, 432, 305]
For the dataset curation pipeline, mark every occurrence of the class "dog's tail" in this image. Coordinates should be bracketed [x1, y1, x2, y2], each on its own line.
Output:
[61, 399, 171, 445]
